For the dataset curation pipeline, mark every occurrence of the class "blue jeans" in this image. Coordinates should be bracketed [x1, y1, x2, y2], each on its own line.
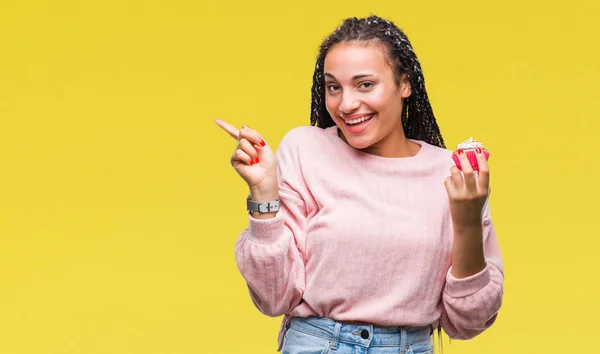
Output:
[282, 316, 434, 354]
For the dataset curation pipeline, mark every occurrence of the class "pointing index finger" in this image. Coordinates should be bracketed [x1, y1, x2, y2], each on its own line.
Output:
[214, 119, 240, 140]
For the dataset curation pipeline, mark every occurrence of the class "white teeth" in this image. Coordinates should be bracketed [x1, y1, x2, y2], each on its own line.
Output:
[346, 114, 374, 125]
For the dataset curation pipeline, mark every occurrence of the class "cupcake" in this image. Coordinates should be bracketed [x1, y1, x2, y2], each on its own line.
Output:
[452, 137, 490, 171]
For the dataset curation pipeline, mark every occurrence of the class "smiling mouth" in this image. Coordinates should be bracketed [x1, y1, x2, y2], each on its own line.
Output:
[344, 114, 375, 126]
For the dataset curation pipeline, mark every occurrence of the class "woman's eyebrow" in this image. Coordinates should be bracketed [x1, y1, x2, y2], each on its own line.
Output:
[324, 73, 375, 80]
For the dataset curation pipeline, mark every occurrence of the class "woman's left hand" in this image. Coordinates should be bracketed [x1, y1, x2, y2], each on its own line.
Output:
[444, 149, 490, 229]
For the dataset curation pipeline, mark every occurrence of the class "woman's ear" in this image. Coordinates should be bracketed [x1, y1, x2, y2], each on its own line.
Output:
[400, 73, 412, 98]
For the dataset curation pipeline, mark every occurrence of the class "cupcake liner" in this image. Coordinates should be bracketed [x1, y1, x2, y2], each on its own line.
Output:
[452, 149, 490, 171]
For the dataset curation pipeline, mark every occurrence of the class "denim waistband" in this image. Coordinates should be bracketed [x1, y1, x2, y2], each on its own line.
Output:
[288, 316, 433, 349]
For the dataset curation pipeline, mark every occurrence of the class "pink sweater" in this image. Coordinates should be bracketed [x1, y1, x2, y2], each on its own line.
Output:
[234, 126, 504, 351]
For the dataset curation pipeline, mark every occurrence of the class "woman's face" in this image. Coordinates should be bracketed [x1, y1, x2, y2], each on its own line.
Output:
[324, 41, 411, 152]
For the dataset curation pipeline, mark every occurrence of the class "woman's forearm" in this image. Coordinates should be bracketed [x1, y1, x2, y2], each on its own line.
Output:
[450, 223, 487, 278]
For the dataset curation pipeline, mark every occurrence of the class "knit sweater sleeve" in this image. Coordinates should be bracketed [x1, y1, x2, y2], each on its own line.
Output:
[233, 132, 307, 317]
[440, 202, 504, 339]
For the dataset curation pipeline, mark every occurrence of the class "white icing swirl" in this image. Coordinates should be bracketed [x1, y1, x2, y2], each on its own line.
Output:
[456, 137, 484, 150]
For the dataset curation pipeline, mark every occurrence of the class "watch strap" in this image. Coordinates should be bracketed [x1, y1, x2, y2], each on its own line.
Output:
[247, 196, 280, 213]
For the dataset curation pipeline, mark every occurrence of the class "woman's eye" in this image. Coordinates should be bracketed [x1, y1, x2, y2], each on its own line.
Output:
[327, 84, 340, 92]
[359, 82, 374, 89]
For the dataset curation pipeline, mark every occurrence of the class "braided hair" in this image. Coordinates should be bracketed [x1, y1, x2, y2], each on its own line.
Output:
[310, 15, 446, 149]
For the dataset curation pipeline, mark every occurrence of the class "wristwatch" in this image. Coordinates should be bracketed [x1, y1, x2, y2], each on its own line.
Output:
[247, 196, 280, 213]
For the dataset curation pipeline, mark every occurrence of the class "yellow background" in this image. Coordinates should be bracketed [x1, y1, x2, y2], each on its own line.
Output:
[1, 0, 598, 353]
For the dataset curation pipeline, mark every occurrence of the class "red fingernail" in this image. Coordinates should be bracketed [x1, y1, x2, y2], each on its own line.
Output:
[249, 161, 254, 165]
[254, 157, 260, 164]
[259, 140, 266, 147]
[476, 147, 482, 153]
[458, 149, 464, 155]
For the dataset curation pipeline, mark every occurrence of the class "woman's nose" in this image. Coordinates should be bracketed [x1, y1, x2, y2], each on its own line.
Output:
[340, 93, 360, 113]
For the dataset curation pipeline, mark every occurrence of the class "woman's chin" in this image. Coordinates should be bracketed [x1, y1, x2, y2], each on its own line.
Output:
[344, 135, 373, 150]
[337, 118, 379, 149]
[336, 122, 376, 149]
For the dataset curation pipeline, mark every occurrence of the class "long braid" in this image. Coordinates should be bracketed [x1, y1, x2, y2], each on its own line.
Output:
[310, 16, 446, 149]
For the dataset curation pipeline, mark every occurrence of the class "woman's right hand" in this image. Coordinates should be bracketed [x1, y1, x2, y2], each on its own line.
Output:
[214, 119, 279, 202]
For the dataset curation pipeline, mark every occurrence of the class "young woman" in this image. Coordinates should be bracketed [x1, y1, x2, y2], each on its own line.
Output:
[216, 15, 503, 354]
